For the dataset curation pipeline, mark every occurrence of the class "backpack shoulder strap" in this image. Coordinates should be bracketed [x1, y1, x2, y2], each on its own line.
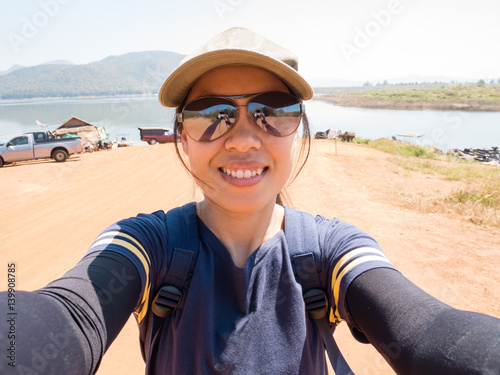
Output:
[144, 202, 199, 373]
[285, 208, 355, 375]
[152, 202, 199, 316]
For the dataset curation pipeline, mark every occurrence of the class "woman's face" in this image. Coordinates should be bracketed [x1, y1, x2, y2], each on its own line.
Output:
[181, 66, 297, 214]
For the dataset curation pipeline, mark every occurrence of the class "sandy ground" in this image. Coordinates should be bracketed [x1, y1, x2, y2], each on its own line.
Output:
[1, 141, 499, 374]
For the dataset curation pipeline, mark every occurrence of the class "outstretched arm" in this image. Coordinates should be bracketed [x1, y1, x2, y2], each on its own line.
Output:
[345, 267, 500, 375]
[1, 251, 141, 375]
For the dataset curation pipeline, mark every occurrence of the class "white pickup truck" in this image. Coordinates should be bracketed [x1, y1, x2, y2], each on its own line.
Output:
[0, 131, 83, 167]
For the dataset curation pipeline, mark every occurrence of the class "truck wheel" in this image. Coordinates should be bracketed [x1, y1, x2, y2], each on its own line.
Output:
[0, 157, 4, 168]
[149, 139, 157, 145]
[53, 149, 68, 162]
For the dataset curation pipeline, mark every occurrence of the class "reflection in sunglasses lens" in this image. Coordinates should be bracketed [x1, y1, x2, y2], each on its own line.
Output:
[182, 92, 301, 141]
[183, 100, 237, 141]
[249, 93, 302, 137]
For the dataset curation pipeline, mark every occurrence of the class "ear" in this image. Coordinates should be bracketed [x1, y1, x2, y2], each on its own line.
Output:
[181, 130, 189, 155]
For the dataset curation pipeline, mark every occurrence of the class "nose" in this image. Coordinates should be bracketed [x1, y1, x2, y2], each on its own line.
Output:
[224, 107, 262, 152]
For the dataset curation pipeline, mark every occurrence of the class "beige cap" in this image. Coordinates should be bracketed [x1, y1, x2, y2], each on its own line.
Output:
[158, 27, 314, 108]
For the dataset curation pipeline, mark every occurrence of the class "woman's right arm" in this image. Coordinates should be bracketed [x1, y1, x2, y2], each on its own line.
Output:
[1, 250, 141, 375]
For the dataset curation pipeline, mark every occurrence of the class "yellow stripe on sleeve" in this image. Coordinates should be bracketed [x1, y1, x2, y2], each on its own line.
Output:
[90, 232, 152, 322]
[137, 283, 152, 322]
[329, 249, 391, 324]
[95, 231, 151, 260]
[331, 247, 386, 288]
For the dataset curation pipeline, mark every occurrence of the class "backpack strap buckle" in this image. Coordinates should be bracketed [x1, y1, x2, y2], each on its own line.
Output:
[152, 285, 183, 319]
[303, 288, 328, 320]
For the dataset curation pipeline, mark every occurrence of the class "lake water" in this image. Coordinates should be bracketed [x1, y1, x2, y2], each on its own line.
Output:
[1, 96, 499, 151]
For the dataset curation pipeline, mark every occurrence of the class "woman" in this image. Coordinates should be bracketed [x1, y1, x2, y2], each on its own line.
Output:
[2, 27, 499, 375]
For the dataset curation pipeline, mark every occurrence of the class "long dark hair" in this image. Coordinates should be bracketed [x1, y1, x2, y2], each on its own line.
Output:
[172, 110, 312, 207]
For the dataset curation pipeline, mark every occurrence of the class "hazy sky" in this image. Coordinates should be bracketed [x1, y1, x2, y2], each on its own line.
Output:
[2, 0, 499, 83]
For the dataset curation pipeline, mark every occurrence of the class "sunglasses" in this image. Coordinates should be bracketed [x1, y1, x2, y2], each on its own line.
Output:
[177, 91, 303, 142]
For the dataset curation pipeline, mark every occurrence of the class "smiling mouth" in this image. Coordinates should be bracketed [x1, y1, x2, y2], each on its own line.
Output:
[220, 167, 266, 179]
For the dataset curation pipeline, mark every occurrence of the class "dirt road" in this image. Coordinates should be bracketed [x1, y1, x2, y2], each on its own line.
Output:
[1, 141, 498, 374]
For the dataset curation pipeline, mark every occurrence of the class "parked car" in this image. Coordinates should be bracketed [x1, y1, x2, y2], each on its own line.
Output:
[0, 131, 82, 168]
[116, 133, 133, 147]
[138, 127, 178, 144]
[314, 129, 330, 139]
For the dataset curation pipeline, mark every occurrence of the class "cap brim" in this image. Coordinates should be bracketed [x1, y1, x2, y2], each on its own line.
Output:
[158, 50, 314, 108]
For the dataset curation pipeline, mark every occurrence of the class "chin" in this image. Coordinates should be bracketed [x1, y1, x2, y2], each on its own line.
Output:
[207, 193, 277, 214]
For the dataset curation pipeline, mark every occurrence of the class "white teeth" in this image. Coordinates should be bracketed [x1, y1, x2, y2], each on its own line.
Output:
[221, 168, 264, 179]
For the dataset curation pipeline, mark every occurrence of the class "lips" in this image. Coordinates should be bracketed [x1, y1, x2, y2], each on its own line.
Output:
[220, 167, 265, 179]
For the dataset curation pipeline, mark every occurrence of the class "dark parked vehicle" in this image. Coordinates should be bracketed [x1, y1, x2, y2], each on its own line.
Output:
[314, 129, 330, 139]
[138, 127, 177, 145]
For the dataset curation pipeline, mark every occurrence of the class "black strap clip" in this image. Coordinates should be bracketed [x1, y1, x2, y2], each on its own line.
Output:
[303, 288, 328, 320]
[152, 285, 183, 319]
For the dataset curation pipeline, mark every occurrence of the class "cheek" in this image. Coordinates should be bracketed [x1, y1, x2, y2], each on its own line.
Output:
[184, 140, 219, 178]
[271, 137, 296, 177]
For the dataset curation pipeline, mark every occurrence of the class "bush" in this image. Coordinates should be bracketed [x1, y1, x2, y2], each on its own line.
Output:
[352, 137, 370, 144]
[448, 183, 500, 210]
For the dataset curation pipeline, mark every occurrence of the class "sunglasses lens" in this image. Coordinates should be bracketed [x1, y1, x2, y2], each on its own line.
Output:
[182, 98, 237, 141]
[181, 92, 302, 142]
[248, 92, 302, 136]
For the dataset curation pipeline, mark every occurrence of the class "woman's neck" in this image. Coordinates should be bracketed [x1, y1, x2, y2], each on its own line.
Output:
[196, 200, 285, 267]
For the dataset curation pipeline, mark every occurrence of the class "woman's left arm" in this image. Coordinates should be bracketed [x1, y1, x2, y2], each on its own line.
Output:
[345, 267, 500, 375]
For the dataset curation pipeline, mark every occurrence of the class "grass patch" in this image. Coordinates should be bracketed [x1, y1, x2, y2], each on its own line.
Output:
[360, 138, 500, 226]
[390, 156, 499, 183]
[352, 137, 370, 144]
[366, 138, 438, 158]
[318, 84, 500, 111]
[342, 85, 500, 102]
[447, 182, 500, 210]
[369, 85, 500, 102]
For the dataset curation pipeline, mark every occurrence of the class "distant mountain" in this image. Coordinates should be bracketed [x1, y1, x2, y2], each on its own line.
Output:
[0, 51, 185, 100]
[0, 65, 24, 76]
[40, 60, 75, 66]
